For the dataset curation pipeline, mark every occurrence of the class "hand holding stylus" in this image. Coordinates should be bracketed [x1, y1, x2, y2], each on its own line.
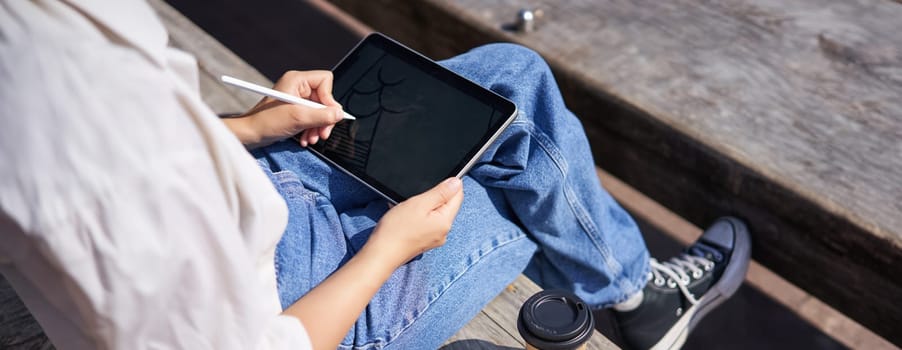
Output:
[219, 71, 353, 148]
[221, 75, 356, 121]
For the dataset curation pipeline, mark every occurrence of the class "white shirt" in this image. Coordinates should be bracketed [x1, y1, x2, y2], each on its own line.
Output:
[0, 1, 312, 348]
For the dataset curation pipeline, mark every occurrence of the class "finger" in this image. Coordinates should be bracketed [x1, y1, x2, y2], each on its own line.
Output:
[412, 177, 462, 211]
[319, 125, 335, 140]
[276, 70, 338, 106]
[285, 104, 343, 130]
[307, 127, 323, 143]
[303, 70, 339, 106]
[299, 129, 310, 146]
[273, 71, 312, 99]
[304, 129, 318, 145]
[302, 130, 314, 147]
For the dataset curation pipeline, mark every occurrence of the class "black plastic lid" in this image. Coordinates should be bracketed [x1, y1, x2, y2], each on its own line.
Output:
[517, 289, 594, 350]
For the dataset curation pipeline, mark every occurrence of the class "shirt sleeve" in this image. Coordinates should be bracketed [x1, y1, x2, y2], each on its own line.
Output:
[0, 2, 308, 349]
[258, 316, 315, 350]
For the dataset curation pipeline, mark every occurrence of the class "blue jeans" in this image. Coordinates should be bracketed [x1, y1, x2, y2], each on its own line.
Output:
[253, 43, 650, 349]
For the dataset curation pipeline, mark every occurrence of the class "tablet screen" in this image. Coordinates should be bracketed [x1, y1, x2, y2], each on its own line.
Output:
[312, 33, 517, 203]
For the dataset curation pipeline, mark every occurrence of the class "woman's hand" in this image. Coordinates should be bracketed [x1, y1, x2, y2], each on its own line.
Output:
[362, 178, 466, 268]
[223, 70, 344, 149]
[280, 178, 464, 349]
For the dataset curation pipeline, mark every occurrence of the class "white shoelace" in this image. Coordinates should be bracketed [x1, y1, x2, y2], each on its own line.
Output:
[649, 254, 715, 305]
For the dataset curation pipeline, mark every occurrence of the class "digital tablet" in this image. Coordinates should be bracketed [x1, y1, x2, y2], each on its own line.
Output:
[310, 33, 518, 203]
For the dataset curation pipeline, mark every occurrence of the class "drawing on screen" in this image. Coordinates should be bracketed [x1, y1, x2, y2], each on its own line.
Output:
[324, 53, 411, 172]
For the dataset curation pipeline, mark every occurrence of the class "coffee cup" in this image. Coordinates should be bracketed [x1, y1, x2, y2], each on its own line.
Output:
[517, 289, 594, 350]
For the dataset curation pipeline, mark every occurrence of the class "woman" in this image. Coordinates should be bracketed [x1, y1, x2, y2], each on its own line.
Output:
[0, 1, 749, 349]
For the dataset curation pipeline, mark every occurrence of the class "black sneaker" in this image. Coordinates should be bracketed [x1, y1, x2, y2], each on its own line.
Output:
[614, 217, 751, 350]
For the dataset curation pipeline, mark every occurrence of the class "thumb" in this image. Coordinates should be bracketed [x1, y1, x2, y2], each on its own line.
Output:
[412, 177, 463, 211]
[433, 184, 464, 219]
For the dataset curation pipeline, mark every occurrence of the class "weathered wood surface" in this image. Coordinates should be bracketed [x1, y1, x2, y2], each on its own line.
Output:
[0, 275, 53, 349]
[444, 275, 618, 350]
[328, 0, 902, 344]
[151, 0, 268, 113]
[165, 0, 371, 79]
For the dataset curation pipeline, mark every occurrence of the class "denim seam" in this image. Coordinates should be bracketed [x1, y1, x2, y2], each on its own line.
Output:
[340, 233, 529, 350]
[516, 118, 627, 295]
[273, 255, 283, 297]
[268, 169, 317, 303]
[523, 116, 648, 305]
[272, 170, 317, 203]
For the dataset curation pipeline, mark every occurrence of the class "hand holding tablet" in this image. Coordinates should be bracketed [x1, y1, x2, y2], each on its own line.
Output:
[312, 33, 518, 203]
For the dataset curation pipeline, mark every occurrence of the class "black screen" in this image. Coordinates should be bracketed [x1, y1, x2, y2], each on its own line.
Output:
[312, 34, 516, 202]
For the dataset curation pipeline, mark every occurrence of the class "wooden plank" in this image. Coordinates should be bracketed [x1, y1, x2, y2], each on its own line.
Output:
[155, 0, 374, 114]
[197, 71, 251, 114]
[305, 0, 372, 39]
[327, 0, 902, 344]
[0, 275, 53, 349]
[444, 311, 523, 349]
[150, 0, 270, 108]
[153, 0, 272, 114]
[163, 0, 372, 77]
[457, 275, 619, 350]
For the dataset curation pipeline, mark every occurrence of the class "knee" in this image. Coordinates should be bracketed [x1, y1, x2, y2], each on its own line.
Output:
[473, 43, 551, 75]
[478, 43, 543, 62]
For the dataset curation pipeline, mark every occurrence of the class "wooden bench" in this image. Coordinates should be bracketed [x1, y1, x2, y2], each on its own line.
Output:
[325, 0, 902, 346]
[0, 1, 617, 348]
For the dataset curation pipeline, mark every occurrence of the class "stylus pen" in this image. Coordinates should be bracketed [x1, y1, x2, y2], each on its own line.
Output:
[220, 75, 356, 121]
